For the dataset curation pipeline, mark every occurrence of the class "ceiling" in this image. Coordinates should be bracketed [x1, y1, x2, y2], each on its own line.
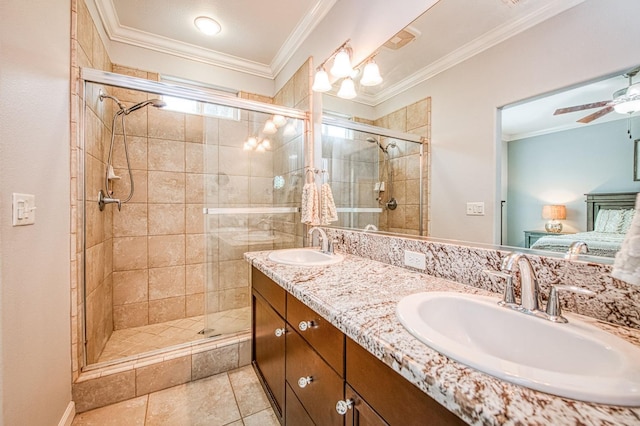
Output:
[91, 0, 637, 136]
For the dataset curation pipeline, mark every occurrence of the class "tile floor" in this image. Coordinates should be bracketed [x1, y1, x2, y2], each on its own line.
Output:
[72, 365, 278, 426]
[98, 307, 251, 363]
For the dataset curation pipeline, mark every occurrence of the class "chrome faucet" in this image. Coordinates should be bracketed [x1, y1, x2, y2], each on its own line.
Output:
[565, 241, 588, 259]
[308, 226, 329, 254]
[485, 252, 595, 323]
[98, 189, 121, 211]
[501, 252, 542, 312]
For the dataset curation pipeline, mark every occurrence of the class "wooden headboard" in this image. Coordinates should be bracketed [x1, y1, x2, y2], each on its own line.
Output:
[586, 192, 638, 231]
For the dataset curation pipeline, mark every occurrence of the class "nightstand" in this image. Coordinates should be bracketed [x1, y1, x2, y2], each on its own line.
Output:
[524, 230, 573, 248]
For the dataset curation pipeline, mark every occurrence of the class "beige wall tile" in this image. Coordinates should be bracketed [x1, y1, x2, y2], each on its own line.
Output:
[113, 203, 148, 237]
[148, 171, 185, 203]
[111, 136, 147, 170]
[186, 293, 204, 317]
[185, 263, 205, 294]
[149, 265, 185, 300]
[219, 146, 250, 176]
[148, 138, 185, 172]
[113, 236, 148, 271]
[113, 302, 148, 329]
[111, 168, 148, 204]
[148, 108, 185, 141]
[407, 98, 429, 131]
[185, 204, 204, 234]
[191, 345, 238, 381]
[220, 288, 249, 311]
[219, 260, 248, 290]
[249, 177, 273, 205]
[136, 356, 191, 396]
[85, 242, 105, 295]
[185, 114, 204, 143]
[148, 204, 185, 235]
[186, 234, 205, 265]
[72, 395, 147, 425]
[249, 151, 273, 177]
[219, 176, 249, 205]
[149, 296, 186, 324]
[185, 142, 204, 173]
[238, 340, 251, 367]
[148, 234, 185, 267]
[218, 119, 248, 147]
[72, 370, 136, 413]
[185, 173, 204, 204]
[113, 270, 149, 305]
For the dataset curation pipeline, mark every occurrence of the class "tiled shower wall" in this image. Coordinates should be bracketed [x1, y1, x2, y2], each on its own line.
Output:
[374, 97, 431, 235]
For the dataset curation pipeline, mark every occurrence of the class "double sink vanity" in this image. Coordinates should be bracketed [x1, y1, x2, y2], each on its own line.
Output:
[245, 230, 640, 425]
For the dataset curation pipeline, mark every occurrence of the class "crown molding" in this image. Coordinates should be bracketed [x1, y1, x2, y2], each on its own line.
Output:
[502, 114, 634, 142]
[370, 0, 586, 106]
[94, 0, 335, 79]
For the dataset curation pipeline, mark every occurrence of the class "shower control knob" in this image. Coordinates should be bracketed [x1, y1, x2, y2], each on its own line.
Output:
[298, 320, 315, 331]
[298, 376, 313, 388]
[274, 327, 286, 337]
[336, 399, 354, 415]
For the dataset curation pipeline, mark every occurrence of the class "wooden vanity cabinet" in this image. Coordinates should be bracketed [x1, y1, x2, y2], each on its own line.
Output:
[252, 269, 287, 422]
[251, 267, 465, 426]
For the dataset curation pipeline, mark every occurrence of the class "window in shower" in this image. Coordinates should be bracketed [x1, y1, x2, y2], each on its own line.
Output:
[81, 75, 306, 367]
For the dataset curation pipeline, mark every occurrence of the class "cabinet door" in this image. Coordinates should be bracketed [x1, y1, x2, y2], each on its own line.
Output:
[253, 292, 286, 417]
[285, 382, 315, 426]
[286, 329, 344, 426]
[344, 384, 388, 426]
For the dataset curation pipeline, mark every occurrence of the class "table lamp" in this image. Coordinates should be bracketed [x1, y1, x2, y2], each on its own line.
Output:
[542, 204, 566, 233]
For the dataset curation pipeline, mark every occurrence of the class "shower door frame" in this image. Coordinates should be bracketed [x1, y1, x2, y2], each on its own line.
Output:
[79, 67, 308, 370]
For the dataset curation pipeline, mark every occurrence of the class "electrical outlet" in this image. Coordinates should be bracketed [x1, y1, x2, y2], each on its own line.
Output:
[404, 250, 426, 270]
[466, 202, 485, 216]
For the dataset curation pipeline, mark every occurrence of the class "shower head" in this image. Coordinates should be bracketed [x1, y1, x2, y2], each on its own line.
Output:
[367, 136, 389, 153]
[124, 99, 166, 115]
[366, 137, 378, 144]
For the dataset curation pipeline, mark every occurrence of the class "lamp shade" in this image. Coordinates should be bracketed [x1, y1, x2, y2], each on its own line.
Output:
[542, 205, 567, 220]
[337, 78, 357, 99]
[330, 49, 353, 78]
[360, 61, 383, 86]
[312, 69, 332, 92]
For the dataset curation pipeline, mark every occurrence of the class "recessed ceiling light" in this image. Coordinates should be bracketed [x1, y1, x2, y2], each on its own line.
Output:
[194, 16, 221, 36]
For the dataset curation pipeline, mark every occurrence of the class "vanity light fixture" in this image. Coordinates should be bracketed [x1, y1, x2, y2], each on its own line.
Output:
[542, 204, 567, 233]
[263, 119, 277, 134]
[243, 136, 271, 152]
[194, 16, 221, 36]
[312, 40, 384, 99]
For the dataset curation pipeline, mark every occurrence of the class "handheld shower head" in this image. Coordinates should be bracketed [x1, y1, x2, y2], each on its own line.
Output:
[124, 99, 166, 115]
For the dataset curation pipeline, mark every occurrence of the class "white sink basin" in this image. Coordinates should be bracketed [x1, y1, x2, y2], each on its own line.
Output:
[268, 248, 343, 266]
[397, 291, 640, 406]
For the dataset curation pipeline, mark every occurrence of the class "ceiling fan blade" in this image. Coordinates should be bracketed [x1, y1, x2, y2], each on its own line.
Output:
[554, 100, 610, 115]
[577, 106, 614, 123]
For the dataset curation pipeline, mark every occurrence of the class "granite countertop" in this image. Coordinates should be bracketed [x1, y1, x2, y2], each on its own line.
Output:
[245, 250, 640, 426]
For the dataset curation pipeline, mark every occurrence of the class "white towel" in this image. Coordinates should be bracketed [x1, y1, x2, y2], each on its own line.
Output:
[301, 183, 320, 225]
[321, 183, 338, 225]
[612, 193, 640, 286]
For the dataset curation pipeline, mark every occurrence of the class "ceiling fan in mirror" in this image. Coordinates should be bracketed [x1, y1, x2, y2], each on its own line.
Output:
[553, 66, 640, 124]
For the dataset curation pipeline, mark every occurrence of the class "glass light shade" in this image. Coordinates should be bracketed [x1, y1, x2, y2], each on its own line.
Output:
[261, 138, 271, 150]
[247, 137, 258, 147]
[243, 142, 252, 151]
[272, 115, 287, 127]
[360, 61, 383, 86]
[312, 69, 332, 92]
[256, 144, 266, 152]
[263, 120, 277, 134]
[194, 16, 221, 36]
[330, 49, 353, 78]
[337, 78, 357, 99]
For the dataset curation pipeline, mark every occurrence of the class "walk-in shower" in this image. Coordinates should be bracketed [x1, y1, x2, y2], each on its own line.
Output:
[80, 69, 306, 368]
[320, 117, 424, 234]
[98, 90, 166, 211]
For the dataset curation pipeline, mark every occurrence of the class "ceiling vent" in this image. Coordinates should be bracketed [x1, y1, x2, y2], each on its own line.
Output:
[383, 25, 420, 51]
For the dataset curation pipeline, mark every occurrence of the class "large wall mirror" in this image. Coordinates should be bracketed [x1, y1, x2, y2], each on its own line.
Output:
[318, 0, 640, 262]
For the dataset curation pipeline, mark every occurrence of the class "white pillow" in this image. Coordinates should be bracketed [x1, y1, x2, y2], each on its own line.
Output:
[594, 209, 631, 233]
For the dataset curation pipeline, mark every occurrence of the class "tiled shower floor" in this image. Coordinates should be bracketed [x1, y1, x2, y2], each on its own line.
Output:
[97, 307, 251, 363]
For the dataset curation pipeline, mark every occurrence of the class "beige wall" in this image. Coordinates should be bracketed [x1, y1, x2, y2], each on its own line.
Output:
[0, 0, 73, 424]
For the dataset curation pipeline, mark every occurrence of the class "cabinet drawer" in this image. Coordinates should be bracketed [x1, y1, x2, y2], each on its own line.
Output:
[286, 329, 344, 426]
[252, 268, 286, 316]
[287, 294, 345, 376]
[346, 338, 465, 426]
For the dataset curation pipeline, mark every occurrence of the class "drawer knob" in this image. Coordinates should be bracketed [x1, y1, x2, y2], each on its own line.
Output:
[297, 376, 313, 388]
[274, 327, 286, 337]
[335, 399, 353, 415]
[298, 320, 315, 331]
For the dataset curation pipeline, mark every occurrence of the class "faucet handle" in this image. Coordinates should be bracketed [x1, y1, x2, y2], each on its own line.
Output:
[484, 270, 516, 305]
[545, 285, 595, 322]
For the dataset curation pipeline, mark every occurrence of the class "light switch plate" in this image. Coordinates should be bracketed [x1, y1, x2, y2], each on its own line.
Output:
[12, 193, 36, 226]
[466, 202, 485, 216]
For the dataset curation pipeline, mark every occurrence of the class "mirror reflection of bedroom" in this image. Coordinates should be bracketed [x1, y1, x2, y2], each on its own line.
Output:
[501, 66, 640, 258]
